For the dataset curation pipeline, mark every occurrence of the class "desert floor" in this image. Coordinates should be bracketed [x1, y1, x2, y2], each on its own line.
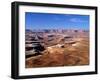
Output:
[25, 37, 89, 68]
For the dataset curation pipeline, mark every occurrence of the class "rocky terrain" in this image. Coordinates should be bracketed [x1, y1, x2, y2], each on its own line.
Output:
[25, 29, 89, 68]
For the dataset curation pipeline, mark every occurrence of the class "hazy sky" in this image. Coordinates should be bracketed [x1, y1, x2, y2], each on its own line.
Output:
[25, 12, 89, 30]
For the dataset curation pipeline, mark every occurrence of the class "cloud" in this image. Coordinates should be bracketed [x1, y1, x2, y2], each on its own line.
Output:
[70, 18, 88, 23]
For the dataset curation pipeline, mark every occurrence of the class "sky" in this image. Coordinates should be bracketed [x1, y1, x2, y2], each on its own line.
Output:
[25, 12, 89, 30]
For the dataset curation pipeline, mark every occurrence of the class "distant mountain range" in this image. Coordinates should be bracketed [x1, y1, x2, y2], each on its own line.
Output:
[26, 29, 89, 33]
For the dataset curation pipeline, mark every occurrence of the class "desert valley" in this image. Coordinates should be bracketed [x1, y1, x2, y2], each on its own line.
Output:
[25, 29, 89, 68]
